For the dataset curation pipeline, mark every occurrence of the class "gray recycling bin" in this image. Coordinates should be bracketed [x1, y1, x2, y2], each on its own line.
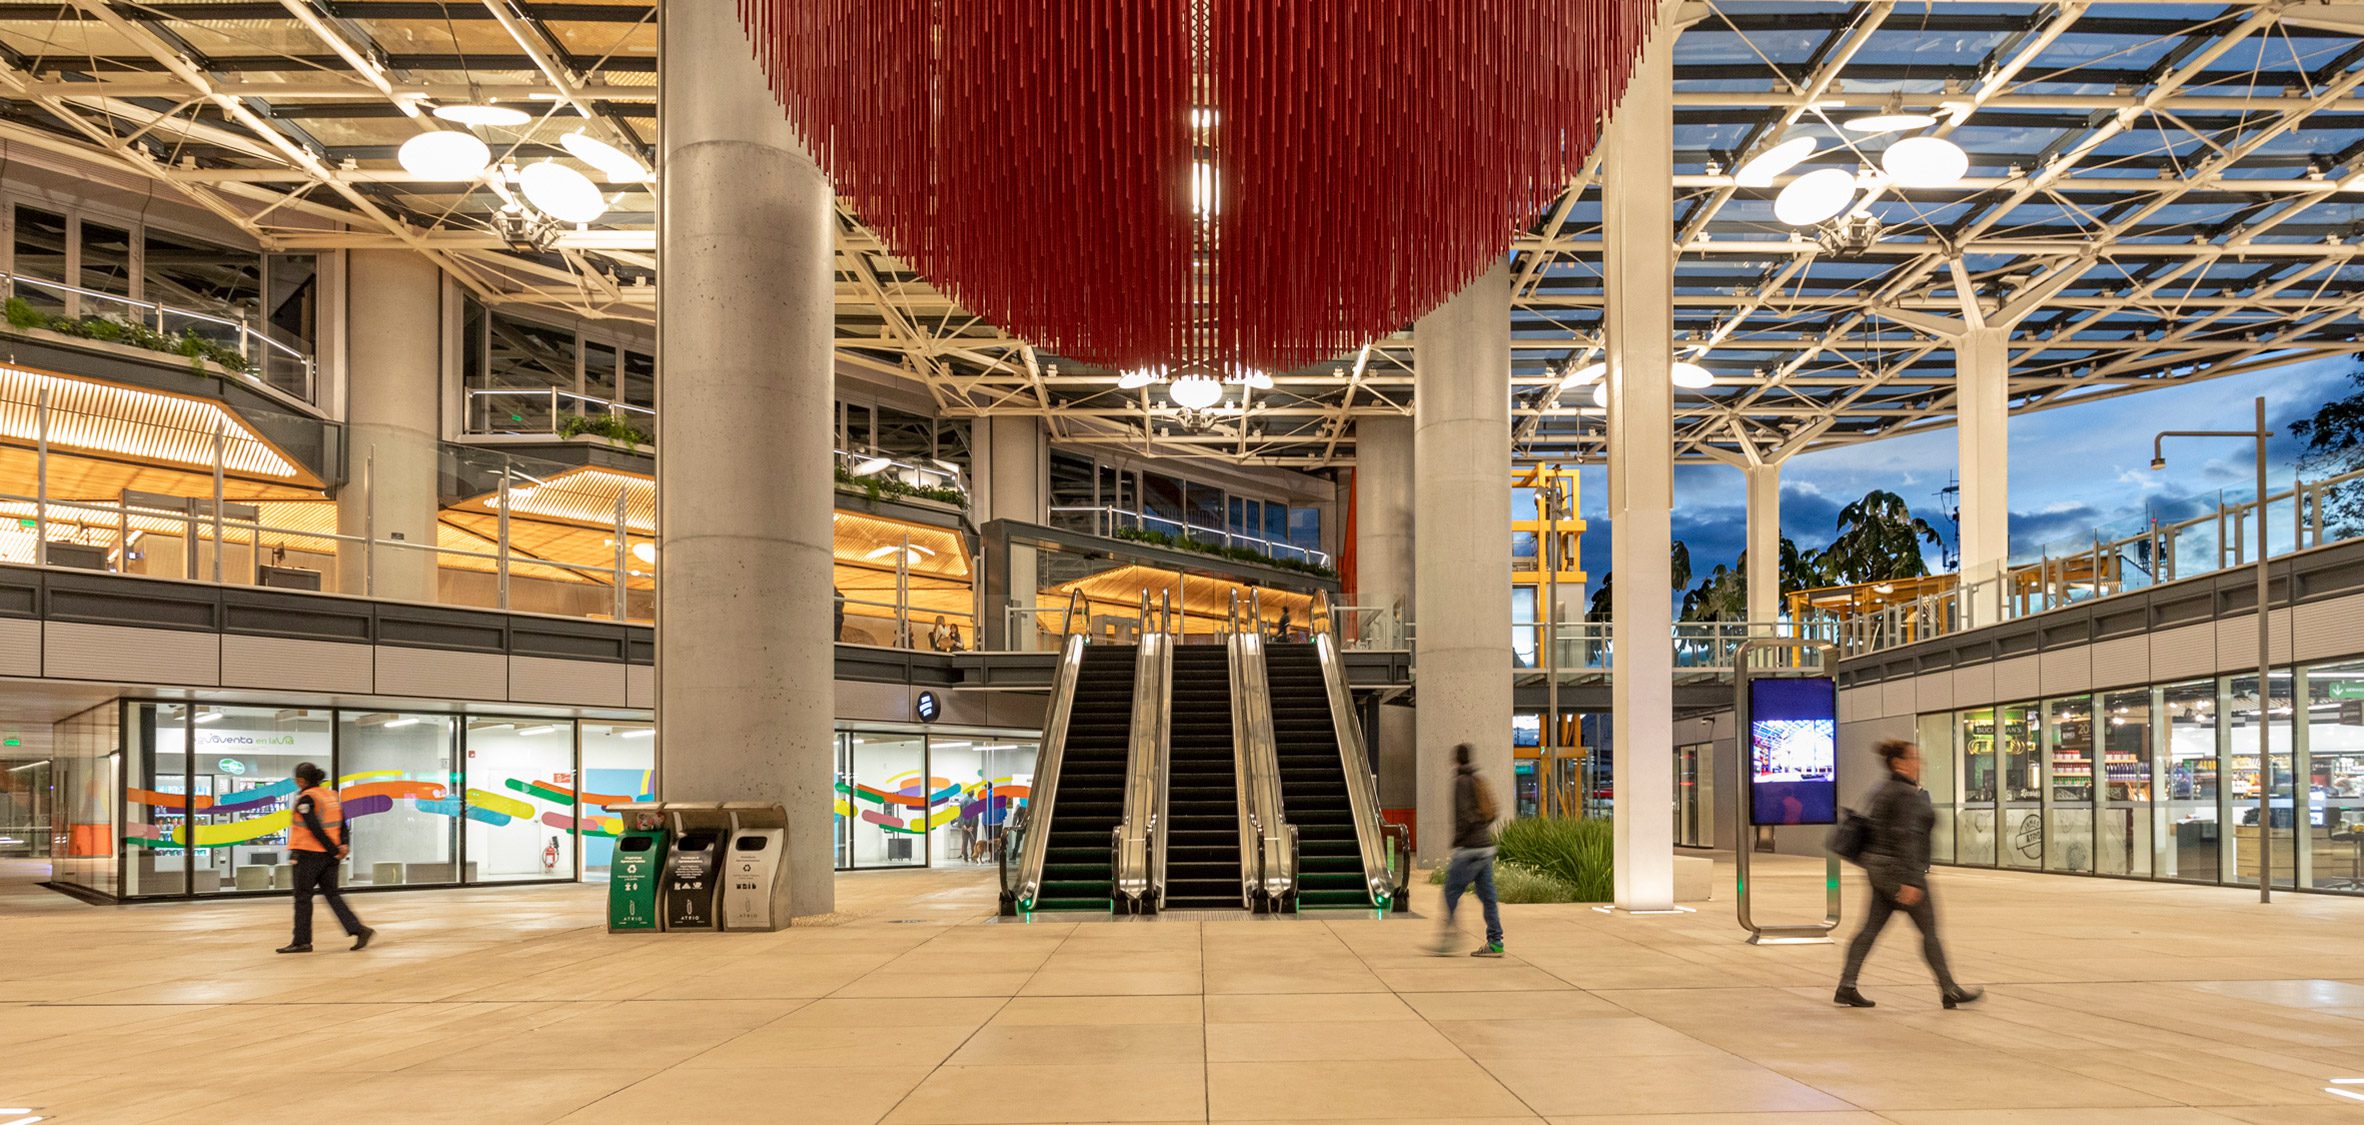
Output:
[661, 803, 731, 931]
[720, 802, 790, 932]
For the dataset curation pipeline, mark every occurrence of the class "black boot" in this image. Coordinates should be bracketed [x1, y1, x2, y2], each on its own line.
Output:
[1941, 985, 1984, 1009]
[1832, 986, 1875, 1008]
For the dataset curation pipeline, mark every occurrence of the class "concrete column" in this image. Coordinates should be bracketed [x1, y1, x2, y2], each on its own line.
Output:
[1604, 23, 1677, 911]
[1354, 414, 1416, 808]
[1746, 463, 1781, 629]
[981, 415, 1047, 526]
[335, 249, 443, 603]
[657, 0, 836, 916]
[1413, 264, 1513, 863]
[1957, 327, 2010, 624]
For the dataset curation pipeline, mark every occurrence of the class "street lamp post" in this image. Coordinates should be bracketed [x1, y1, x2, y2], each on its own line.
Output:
[2153, 396, 2273, 904]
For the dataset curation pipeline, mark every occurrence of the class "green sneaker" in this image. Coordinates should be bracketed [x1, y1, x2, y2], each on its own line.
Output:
[1471, 942, 1504, 958]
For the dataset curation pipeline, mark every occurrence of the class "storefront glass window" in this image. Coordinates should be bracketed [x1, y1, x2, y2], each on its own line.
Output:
[339, 712, 461, 887]
[12, 205, 68, 313]
[2098, 688, 2154, 877]
[844, 731, 927, 867]
[926, 737, 1036, 865]
[1957, 707, 1997, 865]
[464, 719, 576, 883]
[190, 705, 332, 895]
[580, 721, 656, 882]
[2305, 660, 2364, 890]
[1998, 703, 2042, 869]
[123, 702, 190, 896]
[78, 219, 133, 298]
[50, 702, 118, 895]
[2227, 672, 2297, 889]
[2043, 696, 2094, 873]
[2161, 679, 2219, 882]
[1917, 711, 1956, 864]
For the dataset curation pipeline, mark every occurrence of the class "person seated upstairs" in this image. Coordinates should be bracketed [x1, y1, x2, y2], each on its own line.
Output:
[928, 615, 957, 652]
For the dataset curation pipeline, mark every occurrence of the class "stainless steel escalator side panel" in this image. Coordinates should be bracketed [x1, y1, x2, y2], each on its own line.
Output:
[1010, 633, 1088, 912]
[1114, 632, 1172, 910]
[1314, 631, 1398, 908]
[1230, 631, 1295, 906]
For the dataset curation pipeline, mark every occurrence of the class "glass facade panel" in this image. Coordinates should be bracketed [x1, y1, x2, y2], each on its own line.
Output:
[339, 712, 461, 887]
[2306, 661, 2364, 890]
[78, 219, 132, 297]
[579, 721, 656, 882]
[13, 205, 68, 313]
[1142, 473, 1185, 535]
[845, 731, 927, 867]
[190, 705, 332, 895]
[622, 348, 655, 412]
[124, 702, 189, 896]
[2227, 672, 2297, 889]
[144, 229, 261, 354]
[1918, 711, 1956, 864]
[1998, 703, 2042, 868]
[2044, 696, 2094, 873]
[1958, 707, 1997, 865]
[0, 746, 49, 858]
[51, 702, 119, 895]
[2098, 688, 2154, 877]
[464, 719, 576, 883]
[1186, 482, 1224, 544]
[2161, 680, 2220, 882]
[926, 736, 1036, 865]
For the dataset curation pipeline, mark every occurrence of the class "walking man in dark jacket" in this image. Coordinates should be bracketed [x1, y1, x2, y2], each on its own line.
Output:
[1836, 740, 1978, 1008]
[1433, 744, 1505, 957]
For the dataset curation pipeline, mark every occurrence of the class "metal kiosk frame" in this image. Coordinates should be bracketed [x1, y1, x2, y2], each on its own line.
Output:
[1733, 637, 1842, 945]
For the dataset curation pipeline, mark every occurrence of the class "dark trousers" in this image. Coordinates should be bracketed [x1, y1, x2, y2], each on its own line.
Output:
[1441, 847, 1504, 946]
[291, 849, 363, 945]
[1839, 881, 1955, 991]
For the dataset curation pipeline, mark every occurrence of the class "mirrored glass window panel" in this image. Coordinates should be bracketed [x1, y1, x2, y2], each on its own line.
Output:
[926, 737, 1037, 865]
[338, 712, 461, 887]
[2227, 672, 2297, 889]
[123, 702, 190, 896]
[2305, 660, 2364, 892]
[189, 705, 333, 895]
[143, 229, 261, 345]
[1141, 473, 1185, 535]
[580, 721, 656, 882]
[1956, 707, 1997, 865]
[622, 348, 655, 412]
[582, 340, 618, 408]
[1049, 453, 1098, 532]
[1186, 482, 1224, 544]
[2044, 696, 2094, 873]
[464, 719, 577, 883]
[1917, 711, 1956, 864]
[1998, 703, 2042, 869]
[1289, 506, 1322, 555]
[845, 731, 927, 867]
[78, 219, 133, 299]
[12, 205, 69, 312]
[2161, 680, 2220, 882]
[48, 702, 118, 895]
[476, 312, 581, 434]
[2098, 689, 2154, 877]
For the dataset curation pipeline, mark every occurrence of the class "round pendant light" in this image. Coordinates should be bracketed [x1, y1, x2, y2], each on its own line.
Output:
[1881, 135, 1970, 188]
[1118, 366, 1165, 390]
[1590, 381, 1609, 409]
[519, 161, 608, 223]
[397, 130, 491, 181]
[1671, 361, 1716, 390]
[434, 102, 531, 128]
[1169, 374, 1224, 410]
[560, 130, 650, 183]
[631, 542, 656, 564]
[1734, 137, 1818, 188]
[1774, 167, 1858, 226]
[1558, 360, 1606, 389]
[1842, 112, 1939, 135]
[1235, 368, 1274, 390]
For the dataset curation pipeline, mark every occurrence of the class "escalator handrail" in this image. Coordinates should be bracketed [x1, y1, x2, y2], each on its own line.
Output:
[1059, 588, 1088, 639]
[1009, 632, 1089, 911]
[1230, 628, 1295, 906]
[1313, 630, 1397, 908]
[1114, 629, 1172, 910]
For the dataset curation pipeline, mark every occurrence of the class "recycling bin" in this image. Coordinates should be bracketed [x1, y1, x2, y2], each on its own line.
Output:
[721, 802, 790, 932]
[663, 829, 724, 931]
[607, 827, 670, 932]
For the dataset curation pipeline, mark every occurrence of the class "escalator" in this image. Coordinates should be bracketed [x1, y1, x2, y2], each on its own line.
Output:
[1023, 642, 1138, 912]
[1266, 643, 1368, 908]
[1162, 644, 1248, 910]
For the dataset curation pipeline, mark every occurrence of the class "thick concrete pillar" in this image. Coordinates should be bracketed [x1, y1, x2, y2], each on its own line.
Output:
[1355, 415, 1416, 808]
[1957, 328, 2010, 625]
[980, 415, 1047, 526]
[336, 249, 442, 603]
[1746, 463, 1781, 628]
[656, 0, 836, 915]
[1604, 23, 1677, 911]
[1413, 264, 1513, 862]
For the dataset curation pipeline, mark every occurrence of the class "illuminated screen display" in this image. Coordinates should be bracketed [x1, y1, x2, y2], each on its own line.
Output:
[1749, 677, 1838, 826]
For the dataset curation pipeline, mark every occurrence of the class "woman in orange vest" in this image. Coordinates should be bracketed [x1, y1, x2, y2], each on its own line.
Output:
[278, 762, 375, 954]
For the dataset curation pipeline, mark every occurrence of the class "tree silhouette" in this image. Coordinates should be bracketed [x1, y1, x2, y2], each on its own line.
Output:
[1816, 490, 1941, 585]
[2290, 363, 2364, 535]
[1586, 541, 1697, 622]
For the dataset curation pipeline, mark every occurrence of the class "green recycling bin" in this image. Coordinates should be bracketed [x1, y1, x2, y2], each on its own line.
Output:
[607, 828, 670, 932]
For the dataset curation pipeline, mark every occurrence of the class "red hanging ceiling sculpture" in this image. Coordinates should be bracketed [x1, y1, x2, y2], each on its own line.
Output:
[738, 0, 1662, 377]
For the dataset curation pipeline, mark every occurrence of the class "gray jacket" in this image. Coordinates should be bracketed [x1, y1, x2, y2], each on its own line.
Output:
[1860, 770, 1934, 892]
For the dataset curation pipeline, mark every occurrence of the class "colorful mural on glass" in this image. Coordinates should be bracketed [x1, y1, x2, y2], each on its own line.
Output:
[123, 771, 657, 848]
[833, 771, 1030, 835]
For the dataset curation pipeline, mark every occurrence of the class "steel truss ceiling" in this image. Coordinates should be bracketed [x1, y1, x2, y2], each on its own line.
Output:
[0, 2, 2359, 468]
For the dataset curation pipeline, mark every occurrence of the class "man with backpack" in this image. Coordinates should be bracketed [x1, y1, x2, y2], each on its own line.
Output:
[1433, 743, 1505, 958]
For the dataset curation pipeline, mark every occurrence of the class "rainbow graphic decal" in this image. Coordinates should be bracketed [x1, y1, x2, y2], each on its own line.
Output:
[124, 770, 651, 849]
[833, 772, 1030, 835]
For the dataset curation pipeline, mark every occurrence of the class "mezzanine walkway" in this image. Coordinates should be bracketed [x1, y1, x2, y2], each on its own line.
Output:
[3, 856, 2363, 1123]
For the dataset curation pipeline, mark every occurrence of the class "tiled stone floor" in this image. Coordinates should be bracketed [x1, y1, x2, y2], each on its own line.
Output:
[6, 853, 2364, 1123]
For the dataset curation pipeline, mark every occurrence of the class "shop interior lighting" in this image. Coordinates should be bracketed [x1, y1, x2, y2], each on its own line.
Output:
[397, 130, 491, 181]
[516, 724, 560, 736]
[864, 543, 938, 561]
[381, 716, 424, 729]
[558, 130, 649, 183]
[432, 102, 531, 128]
[518, 161, 608, 224]
[1881, 135, 1970, 188]
[1734, 137, 1817, 188]
[621, 728, 655, 739]
[193, 711, 223, 724]
[1775, 167, 1859, 226]
[1169, 373, 1224, 410]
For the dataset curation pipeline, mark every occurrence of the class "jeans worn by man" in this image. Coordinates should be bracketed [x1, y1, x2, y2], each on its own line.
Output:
[1435, 743, 1505, 957]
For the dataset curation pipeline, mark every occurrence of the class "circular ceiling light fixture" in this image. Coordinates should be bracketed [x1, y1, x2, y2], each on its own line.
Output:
[1558, 361, 1606, 389]
[1671, 361, 1716, 390]
[519, 161, 608, 224]
[1590, 382, 1609, 409]
[1734, 137, 1818, 188]
[1843, 111, 1939, 135]
[1168, 374, 1223, 410]
[559, 130, 649, 183]
[1881, 135, 1970, 188]
[397, 130, 491, 181]
[1118, 366, 1165, 390]
[1774, 167, 1858, 226]
[1233, 368, 1275, 390]
[433, 102, 531, 128]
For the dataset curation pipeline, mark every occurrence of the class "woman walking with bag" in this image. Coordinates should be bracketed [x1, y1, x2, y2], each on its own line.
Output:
[1835, 739, 1980, 1010]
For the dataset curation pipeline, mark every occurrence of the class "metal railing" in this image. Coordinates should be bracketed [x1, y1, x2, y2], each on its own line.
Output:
[1049, 504, 1331, 567]
[1005, 630, 1087, 913]
[463, 387, 655, 442]
[1310, 591, 1398, 909]
[5, 272, 316, 403]
[836, 449, 969, 501]
[1502, 620, 1804, 674]
[1802, 467, 2364, 659]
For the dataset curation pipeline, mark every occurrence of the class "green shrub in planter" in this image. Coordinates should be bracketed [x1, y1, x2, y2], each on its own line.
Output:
[1497, 816, 1615, 902]
[1424, 859, 1587, 904]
